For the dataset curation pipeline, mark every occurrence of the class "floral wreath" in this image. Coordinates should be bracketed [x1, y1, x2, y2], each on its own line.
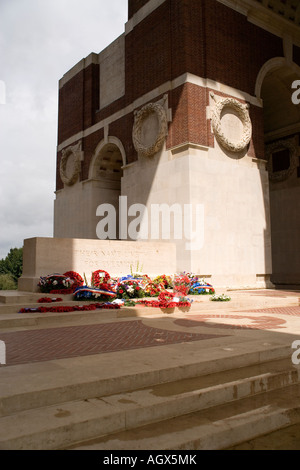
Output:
[64, 271, 84, 288]
[158, 291, 176, 303]
[92, 270, 111, 289]
[137, 289, 191, 309]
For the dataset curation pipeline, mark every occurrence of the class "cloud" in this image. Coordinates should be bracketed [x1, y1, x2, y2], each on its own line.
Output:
[0, 0, 127, 259]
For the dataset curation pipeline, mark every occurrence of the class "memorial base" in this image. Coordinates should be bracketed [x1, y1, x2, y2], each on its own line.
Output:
[18, 237, 176, 293]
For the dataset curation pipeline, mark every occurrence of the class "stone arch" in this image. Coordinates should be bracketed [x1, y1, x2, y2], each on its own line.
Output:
[89, 136, 126, 180]
[255, 57, 300, 99]
[88, 136, 127, 240]
[257, 57, 300, 287]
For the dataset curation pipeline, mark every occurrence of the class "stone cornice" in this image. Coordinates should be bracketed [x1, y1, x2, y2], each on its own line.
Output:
[217, 0, 300, 47]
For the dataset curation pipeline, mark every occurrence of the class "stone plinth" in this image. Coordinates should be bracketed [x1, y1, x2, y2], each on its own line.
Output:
[18, 238, 176, 292]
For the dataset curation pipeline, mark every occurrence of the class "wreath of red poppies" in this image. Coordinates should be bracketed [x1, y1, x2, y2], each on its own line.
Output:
[92, 270, 111, 289]
[19, 302, 121, 314]
[136, 290, 191, 309]
[64, 271, 84, 288]
[158, 291, 176, 303]
[38, 297, 63, 303]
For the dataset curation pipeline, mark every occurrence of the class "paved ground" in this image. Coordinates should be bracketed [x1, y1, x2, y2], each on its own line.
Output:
[1, 307, 299, 366]
[1, 292, 300, 367]
[0, 320, 228, 366]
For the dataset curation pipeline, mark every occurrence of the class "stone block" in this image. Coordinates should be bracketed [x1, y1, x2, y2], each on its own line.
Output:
[18, 237, 176, 292]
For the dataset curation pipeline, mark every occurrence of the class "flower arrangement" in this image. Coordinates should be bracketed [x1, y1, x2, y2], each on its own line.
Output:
[64, 271, 84, 289]
[210, 293, 231, 302]
[73, 286, 117, 302]
[172, 273, 215, 296]
[36, 268, 218, 313]
[144, 280, 165, 297]
[72, 270, 118, 302]
[38, 273, 75, 294]
[173, 274, 191, 296]
[152, 275, 173, 289]
[137, 290, 192, 309]
[38, 271, 84, 294]
[189, 280, 215, 295]
[116, 279, 146, 300]
[91, 270, 111, 290]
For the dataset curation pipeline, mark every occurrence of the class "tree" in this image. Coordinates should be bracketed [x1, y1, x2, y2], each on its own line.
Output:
[0, 274, 17, 290]
[0, 247, 23, 283]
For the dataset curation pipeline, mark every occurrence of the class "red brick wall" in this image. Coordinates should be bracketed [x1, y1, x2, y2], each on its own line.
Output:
[125, 0, 283, 100]
[167, 83, 208, 149]
[58, 63, 100, 146]
[125, 0, 204, 103]
[125, 1, 172, 104]
[58, 71, 84, 145]
[57, 0, 286, 143]
[57, 0, 289, 190]
[83, 63, 99, 130]
[202, 1, 283, 96]
[109, 115, 136, 164]
[167, 85, 189, 149]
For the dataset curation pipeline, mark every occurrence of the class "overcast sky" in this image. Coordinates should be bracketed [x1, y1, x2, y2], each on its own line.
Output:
[0, 0, 127, 260]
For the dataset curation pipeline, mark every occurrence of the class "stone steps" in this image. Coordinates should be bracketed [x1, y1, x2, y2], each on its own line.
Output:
[0, 290, 299, 330]
[0, 291, 44, 305]
[69, 383, 300, 450]
[1, 288, 299, 450]
[0, 348, 299, 450]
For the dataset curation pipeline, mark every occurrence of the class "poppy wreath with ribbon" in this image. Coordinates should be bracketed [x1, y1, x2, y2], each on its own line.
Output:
[92, 270, 111, 289]
[64, 271, 84, 288]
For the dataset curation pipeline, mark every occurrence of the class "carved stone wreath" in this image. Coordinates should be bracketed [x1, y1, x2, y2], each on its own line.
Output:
[266, 139, 298, 183]
[60, 141, 82, 186]
[132, 102, 168, 158]
[211, 97, 252, 153]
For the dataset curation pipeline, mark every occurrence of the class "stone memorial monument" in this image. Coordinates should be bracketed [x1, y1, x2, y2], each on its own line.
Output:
[19, 0, 300, 291]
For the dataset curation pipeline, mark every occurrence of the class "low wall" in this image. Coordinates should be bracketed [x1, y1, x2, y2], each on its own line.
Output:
[18, 237, 176, 292]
